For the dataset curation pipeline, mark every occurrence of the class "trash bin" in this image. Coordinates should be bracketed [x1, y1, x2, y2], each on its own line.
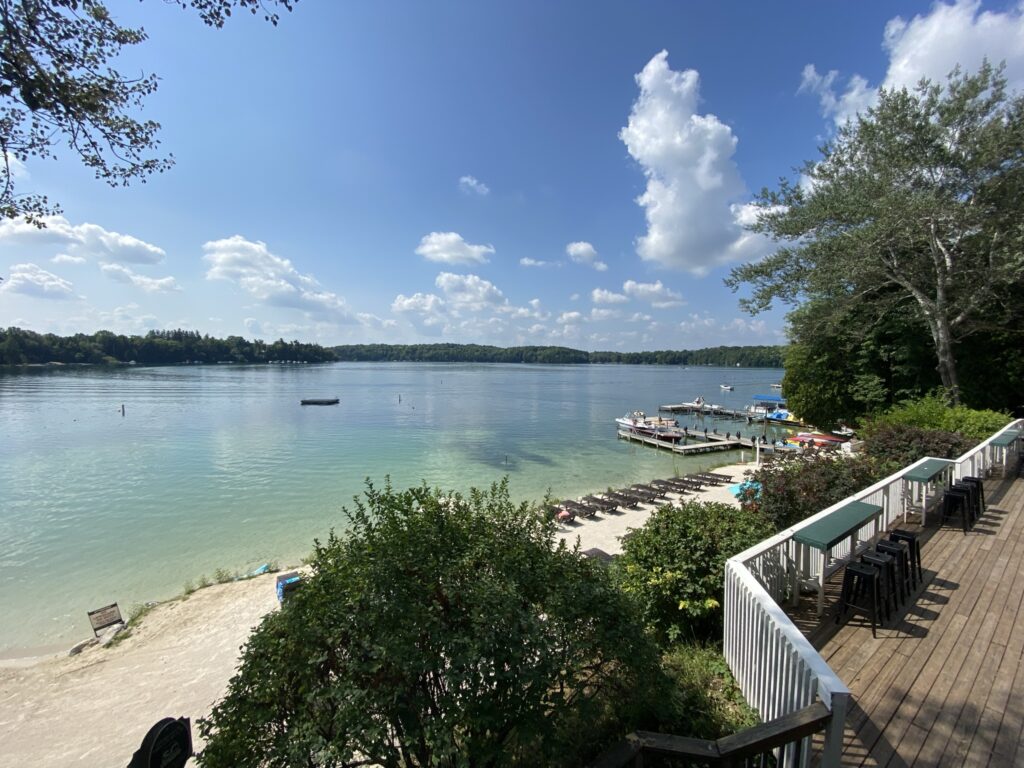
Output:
[276, 572, 302, 602]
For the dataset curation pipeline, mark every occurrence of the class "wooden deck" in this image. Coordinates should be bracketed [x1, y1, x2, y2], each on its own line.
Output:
[796, 468, 1024, 766]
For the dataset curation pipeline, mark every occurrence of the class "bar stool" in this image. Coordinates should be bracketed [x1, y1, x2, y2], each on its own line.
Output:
[861, 550, 897, 619]
[942, 487, 972, 533]
[877, 539, 912, 599]
[961, 476, 986, 514]
[889, 529, 923, 585]
[954, 480, 981, 523]
[836, 561, 883, 638]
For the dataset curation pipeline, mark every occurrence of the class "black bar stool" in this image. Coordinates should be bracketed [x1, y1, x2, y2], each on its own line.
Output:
[861, 550, 897, 619]
[941, 487, 971, 533]
[877, 539, 912, 599]
[961, 476, 986, 514]
[836, 561, 883, 638]
[889, 529, 923, 585]
[954, 480, 981, 523]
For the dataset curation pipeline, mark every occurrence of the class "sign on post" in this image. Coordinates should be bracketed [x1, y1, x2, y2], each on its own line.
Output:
[87, 603, 124, 637]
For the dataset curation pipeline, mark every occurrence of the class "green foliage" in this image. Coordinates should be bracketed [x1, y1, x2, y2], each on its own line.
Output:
[614, 501, 773, 645]
[728, 62, 1024, 409]
[659, 644, 759, 739]
[868, 393, 1011, 441]
[332, 343, 786, 367]
[739, 452, 880, 532]
[182, 580, 195, 595]
[0, 327, 336, 366]
[213, 568, 235, 584]
[198, 479, 667, 768]
[861, 423, 977, 472]
[1, 0, 295, 223]
[196, 574, 211, 589]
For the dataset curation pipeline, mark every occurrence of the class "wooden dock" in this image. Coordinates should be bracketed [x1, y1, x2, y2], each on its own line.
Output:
[794, 468, 1024, 765]
[617, 429, 752, 455]
[659, 402, 754, 419]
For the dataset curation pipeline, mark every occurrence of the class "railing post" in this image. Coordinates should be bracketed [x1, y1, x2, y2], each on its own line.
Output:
[820, 691, 849, 767]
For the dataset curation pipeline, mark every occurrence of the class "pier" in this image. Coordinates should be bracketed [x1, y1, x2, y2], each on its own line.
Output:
[659, 402, 755, 419]
[617, 429, 753, 454]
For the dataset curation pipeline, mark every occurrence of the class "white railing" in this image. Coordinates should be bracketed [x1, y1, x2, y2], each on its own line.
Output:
[723, 418, 1023, 767]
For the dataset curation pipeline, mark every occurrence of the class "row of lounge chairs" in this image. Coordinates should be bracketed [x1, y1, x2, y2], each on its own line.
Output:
[551, 471, 734, 523]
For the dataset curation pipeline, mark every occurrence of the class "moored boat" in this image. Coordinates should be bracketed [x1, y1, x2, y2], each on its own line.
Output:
[300, 398, 339, 406]
[720, 384, 734, 391]
[615, 410, 680, 437]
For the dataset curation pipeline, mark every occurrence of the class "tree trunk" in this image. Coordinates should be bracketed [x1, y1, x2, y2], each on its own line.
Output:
[932, 315, 961, 405]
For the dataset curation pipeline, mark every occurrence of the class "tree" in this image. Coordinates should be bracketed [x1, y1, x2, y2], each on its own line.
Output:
[1, 0, 295, 223]
[198, 480, 666, 768]
[727, 63, 1024, 405]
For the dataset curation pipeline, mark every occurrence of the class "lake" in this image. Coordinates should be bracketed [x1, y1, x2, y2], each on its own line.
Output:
[0, 362, 786, 655]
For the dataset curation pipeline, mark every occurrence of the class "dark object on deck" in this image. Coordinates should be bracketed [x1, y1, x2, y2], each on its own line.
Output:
[889, 529, 924, 584]
[128, 717, 192, 768]
[300, 398, 340, 406]
[836, 561, 882, 638]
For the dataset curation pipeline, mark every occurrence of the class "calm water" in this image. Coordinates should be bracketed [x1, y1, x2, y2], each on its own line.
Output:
[0, 362, 785, 654]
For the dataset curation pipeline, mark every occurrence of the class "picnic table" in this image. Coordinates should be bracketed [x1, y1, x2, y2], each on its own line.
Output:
[793, 500, 884, 616]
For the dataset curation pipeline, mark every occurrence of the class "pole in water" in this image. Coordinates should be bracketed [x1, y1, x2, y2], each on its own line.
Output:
[398, 394, 401, 404]
[505, 454, 508, 465]
[121, 403, 125, 417]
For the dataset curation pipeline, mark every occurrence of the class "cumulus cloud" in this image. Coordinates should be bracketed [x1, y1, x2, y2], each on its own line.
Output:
[803, 0, 1024, 126]
[458, 175, 490, 196]
[623, 279, 684, 308]
[435, 272, 505, 310]
[591, 287, 628, 304]
[52, 253, 86, 265]
[565, 241, 608, 271]
[415, 232, 494, 265]
[203, 235, 356, 324]
[620, 51, 767, 273]
[100, 263, 180, 293]
[628, 312, 653, 323]
[0, 262, 76, 299]
[557, 311, 583, 324]
[519, 257, 550, 267]
[3, 153, 28, 180]
[0, 215, 166, 264]
[392, 292, 446, 314]
[357, 312, 397, 330]
[590, 308, 621, 321]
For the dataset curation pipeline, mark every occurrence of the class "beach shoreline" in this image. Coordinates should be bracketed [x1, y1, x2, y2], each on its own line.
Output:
[0, 460, 756, 765]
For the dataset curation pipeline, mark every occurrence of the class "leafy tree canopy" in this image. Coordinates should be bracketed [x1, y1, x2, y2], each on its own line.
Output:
[1, 0, 295, 223]
[198, 479, 667, 768]
[727, 62, 1024, 406]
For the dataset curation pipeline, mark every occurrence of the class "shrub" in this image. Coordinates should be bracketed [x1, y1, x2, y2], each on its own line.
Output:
[862, 422, 976, 471]
[213, 568, 234, 584]
[659, 644, 759, 739]
[739, 451, 880, 531]
[869, 392, 1010, 440]
[199, 479, 668, 768]
[614, 501, 773, 645]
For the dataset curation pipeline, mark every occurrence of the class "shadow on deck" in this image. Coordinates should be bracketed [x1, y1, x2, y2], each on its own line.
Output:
[790, 470, 1024, 767]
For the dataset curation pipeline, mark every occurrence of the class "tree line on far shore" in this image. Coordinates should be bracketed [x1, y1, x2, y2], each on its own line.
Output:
[0, 329, 786, 369]
[0, 328, 336, 366]
[331, 343, 785, 367]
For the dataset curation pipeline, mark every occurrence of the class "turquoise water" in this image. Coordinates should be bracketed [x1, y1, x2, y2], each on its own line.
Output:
[0, 362, 785, 654]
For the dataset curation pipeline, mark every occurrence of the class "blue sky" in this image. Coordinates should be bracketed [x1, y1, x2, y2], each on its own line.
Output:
[3, 0, 1023, 350]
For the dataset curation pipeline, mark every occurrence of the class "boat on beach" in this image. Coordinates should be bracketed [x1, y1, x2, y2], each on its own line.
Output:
[300, 398, 339, 406]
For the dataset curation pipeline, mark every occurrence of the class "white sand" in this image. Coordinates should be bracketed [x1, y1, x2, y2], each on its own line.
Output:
[555, 460, 755, 555]
[0, 461, 756, 766]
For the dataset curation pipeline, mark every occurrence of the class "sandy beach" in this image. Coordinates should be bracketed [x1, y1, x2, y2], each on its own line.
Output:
[0, 461, 754, 767]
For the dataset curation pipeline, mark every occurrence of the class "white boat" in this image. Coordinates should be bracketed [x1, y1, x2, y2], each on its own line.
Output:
[720, 384, 734, 391]
[770, 383, 783, 389]
[615, 410, 680, 437]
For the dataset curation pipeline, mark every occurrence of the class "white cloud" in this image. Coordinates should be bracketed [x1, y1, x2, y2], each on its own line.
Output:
[52, 253, 86, 265]
[590, 308, 621, 321]
[392, 292, 445, 314]
[0, 262, 76, 300]
[244, 318, 268, 337]
[565, 241, 608, 271]
[620, 51, 767, 273]
[557, 311, 583, 324]
[0, 215, 166, 264]
[519, 257, 550, 267]
[622, 279, 684, 308]
[357, 312, 397, 330]
[803, 0, 1024, 126]
[434, 272, 505, 310]
[203, 235, 356, 324]
[415, 232, 494, 265]
[3, 153, 28, 180]
[569, 293, 580, 301]
[591, 287, 628, 304]
[100, 263, 180, 293]
[527, 323, 547, 336]
[628, 312, 652, 323]
[458, 175, 490, 196]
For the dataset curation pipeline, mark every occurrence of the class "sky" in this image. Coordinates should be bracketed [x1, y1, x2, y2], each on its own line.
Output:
[3, 0, 1024, 351]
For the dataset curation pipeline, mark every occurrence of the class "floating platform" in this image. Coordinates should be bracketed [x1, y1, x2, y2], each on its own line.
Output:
[300, 398, 339, 406]
[617, 429, 750, 454]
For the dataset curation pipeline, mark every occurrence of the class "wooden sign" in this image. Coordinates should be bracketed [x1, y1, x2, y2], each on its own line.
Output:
[87, 603, 124, 636]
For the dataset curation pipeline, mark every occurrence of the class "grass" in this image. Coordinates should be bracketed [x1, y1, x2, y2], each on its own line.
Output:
[660, 642, 759, 739]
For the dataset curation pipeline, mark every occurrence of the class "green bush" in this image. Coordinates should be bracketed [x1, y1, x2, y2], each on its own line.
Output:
[199, 479, 669, 768]
[659, 644, 759, 739]
[869, 392, 1010, 440]
[739, 452, 880, 531]
[614, 501, 773, 645]
[861, 422, 977, 471]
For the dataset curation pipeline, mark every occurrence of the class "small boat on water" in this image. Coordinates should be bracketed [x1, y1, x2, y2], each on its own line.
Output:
[770, 383, 783, 389]
[615, 410, 680, 437]
[720, 384, 734, 391]
[300, 398, 339, 406]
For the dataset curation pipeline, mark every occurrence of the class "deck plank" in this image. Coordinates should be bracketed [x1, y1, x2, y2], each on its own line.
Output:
[801, 468, 1024, 766]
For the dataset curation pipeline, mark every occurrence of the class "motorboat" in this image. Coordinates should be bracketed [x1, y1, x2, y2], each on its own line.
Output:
[615, 410, 680, 437]
[720, 384, 734, 391]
